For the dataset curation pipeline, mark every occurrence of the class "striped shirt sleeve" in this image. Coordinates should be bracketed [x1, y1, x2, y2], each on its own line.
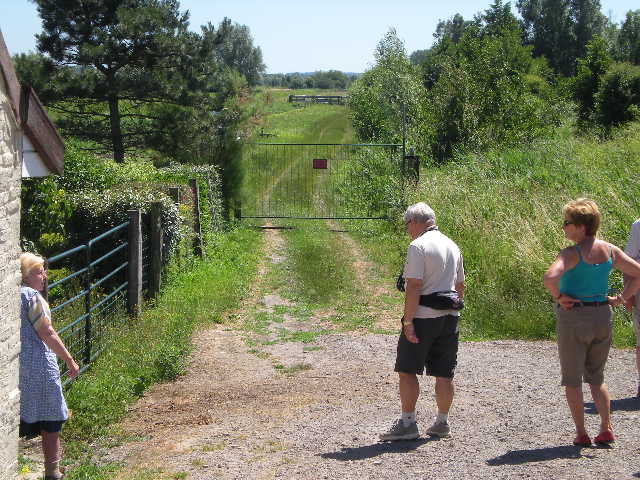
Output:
[27, 293, 50, 331]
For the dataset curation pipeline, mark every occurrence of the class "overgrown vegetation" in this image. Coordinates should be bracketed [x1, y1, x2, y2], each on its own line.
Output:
[21, 139, 223, 258]
[341, 121, 640, 347]
[350, 1, 640, 165]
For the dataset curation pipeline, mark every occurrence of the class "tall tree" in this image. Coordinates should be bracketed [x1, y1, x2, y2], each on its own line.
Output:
[570, 0, 605, 60]
[618, 10, 640, 64]
[481, 0, 521, 37]
[32, 0, 207, 162]
[201, 18, 265, 86]
[517, 0, 605, 75]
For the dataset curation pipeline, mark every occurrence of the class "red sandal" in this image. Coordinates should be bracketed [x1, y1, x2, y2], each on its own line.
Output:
[594, 430, 615, 445]
[573, 433, 592, 447]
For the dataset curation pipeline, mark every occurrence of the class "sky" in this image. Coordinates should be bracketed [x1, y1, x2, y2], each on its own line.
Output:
[1, 0, 638, 74]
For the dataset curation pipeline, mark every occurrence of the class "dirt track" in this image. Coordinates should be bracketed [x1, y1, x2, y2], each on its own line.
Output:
[102, 228, 640, 480]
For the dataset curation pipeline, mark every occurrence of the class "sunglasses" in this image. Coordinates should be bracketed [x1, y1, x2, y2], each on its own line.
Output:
[563, 220, 573, 227]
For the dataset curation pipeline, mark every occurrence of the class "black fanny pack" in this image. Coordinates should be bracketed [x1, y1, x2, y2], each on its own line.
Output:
[397, 273, 463, 311]
[419, 291, 464, 310]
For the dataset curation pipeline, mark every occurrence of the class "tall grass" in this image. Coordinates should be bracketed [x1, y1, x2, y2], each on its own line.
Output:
[343, 122, 640, 346]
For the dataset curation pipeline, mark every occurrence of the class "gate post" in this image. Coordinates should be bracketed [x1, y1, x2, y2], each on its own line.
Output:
[127, 209, 143, 316]
[403, 148, 420, 183]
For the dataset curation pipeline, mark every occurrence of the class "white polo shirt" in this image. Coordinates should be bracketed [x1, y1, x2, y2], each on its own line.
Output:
[624, 219, 640, 310]
[625, 219, 640, 261]
[403, 229, 465, 318]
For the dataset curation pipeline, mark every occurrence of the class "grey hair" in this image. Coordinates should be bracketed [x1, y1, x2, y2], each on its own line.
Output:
[403, 202, 436, 224]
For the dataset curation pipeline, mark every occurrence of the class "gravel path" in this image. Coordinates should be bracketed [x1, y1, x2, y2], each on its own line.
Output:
[107, 330, 640, 480]
[100, 227, 640, 479]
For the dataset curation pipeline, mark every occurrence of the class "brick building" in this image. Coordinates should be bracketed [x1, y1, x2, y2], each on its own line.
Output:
[0, 29, 63, 479]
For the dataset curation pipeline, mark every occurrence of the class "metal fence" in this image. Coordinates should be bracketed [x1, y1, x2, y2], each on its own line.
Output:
[40, 179, 212, 386]
[241, 143, 403, 219]
[47, 221, 133, 385]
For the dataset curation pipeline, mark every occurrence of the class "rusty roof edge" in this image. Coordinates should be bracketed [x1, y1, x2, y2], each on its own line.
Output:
[0, 29, 22, 124]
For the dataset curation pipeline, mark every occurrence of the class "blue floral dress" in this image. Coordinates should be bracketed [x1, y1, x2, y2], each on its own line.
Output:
[19, 286, 69, 426]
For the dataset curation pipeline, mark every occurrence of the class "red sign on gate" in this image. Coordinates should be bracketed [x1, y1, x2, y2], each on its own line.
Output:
[313, 158, 328, 169]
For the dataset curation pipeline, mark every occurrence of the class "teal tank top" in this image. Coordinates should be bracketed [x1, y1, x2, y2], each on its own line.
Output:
[559, 245, 613, 302]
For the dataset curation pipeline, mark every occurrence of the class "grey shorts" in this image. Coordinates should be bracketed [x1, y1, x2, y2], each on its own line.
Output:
[555, 304, 613, 387]
[394, 315, 459, 378]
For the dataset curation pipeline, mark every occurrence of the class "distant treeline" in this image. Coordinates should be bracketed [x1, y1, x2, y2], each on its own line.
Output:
[261, 70, 360, 89]
[409, 1, 640, 75]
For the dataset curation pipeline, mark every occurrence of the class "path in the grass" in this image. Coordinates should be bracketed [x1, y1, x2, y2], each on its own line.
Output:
[104, 227, 640, 480]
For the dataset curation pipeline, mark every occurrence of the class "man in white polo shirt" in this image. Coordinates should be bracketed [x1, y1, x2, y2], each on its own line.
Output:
[624, 218, 640, 397]
[380, 202, 465, 441]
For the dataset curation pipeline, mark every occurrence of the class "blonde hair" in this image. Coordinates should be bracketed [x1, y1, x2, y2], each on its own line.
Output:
[563, 198, 601, 236]
[20, 252, 45, 281]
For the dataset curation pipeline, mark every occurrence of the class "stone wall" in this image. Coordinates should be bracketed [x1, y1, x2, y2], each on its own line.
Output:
[0, 62, 22, 480]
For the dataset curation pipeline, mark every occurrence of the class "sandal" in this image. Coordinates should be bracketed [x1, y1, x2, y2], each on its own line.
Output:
[573, 433, 592, 447]
[594, 429, 615, 445]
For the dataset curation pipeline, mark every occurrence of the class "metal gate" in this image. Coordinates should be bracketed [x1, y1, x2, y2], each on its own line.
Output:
[241, 143, 403, 219]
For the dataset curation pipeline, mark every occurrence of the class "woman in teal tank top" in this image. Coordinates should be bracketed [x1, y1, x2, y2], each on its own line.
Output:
[544, 199, 640, 447]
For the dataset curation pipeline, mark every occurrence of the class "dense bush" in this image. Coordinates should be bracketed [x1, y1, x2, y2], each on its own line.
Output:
[158, 163, 224, 233]
[573, 36, 613, 122]
[21, 139, 225, 257]
[596, 62, 640, 127]
[337, 148, 406, 219]
[349, 22, 566, 164]
[347, 30, 425, 147]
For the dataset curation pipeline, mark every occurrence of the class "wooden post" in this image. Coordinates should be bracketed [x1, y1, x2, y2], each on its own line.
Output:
[190, 179, 203, 257]
[169, 186, 180, 205]
[149, 202, 163, 298]
[127, 209, 143, 316]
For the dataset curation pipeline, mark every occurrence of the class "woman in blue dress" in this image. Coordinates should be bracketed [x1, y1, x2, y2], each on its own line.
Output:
[20, 253, 79, 480]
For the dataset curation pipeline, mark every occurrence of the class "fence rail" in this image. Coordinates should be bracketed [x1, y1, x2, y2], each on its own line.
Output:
[47, 220, 133, 386]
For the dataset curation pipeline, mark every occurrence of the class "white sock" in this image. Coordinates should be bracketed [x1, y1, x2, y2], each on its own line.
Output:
[436, 412, 449, 424]
[401, 411, 416, 426]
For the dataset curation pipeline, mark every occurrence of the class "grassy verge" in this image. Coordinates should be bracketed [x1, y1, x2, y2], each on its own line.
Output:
[342, 122, 640, 347]
[55, 227, 263, 478]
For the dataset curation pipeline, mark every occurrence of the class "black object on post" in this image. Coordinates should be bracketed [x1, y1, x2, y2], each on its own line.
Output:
[403, 148, 420, 183]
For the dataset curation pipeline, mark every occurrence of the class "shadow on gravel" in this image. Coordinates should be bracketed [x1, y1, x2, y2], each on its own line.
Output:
[320, 438, 437, 461]
[584, 396, 640, 414]
[486, 445, 593, 466]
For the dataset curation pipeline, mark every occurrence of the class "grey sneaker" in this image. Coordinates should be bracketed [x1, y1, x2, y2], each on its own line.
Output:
[426, 420, 451, 438]
[379, 419, 419, 441]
